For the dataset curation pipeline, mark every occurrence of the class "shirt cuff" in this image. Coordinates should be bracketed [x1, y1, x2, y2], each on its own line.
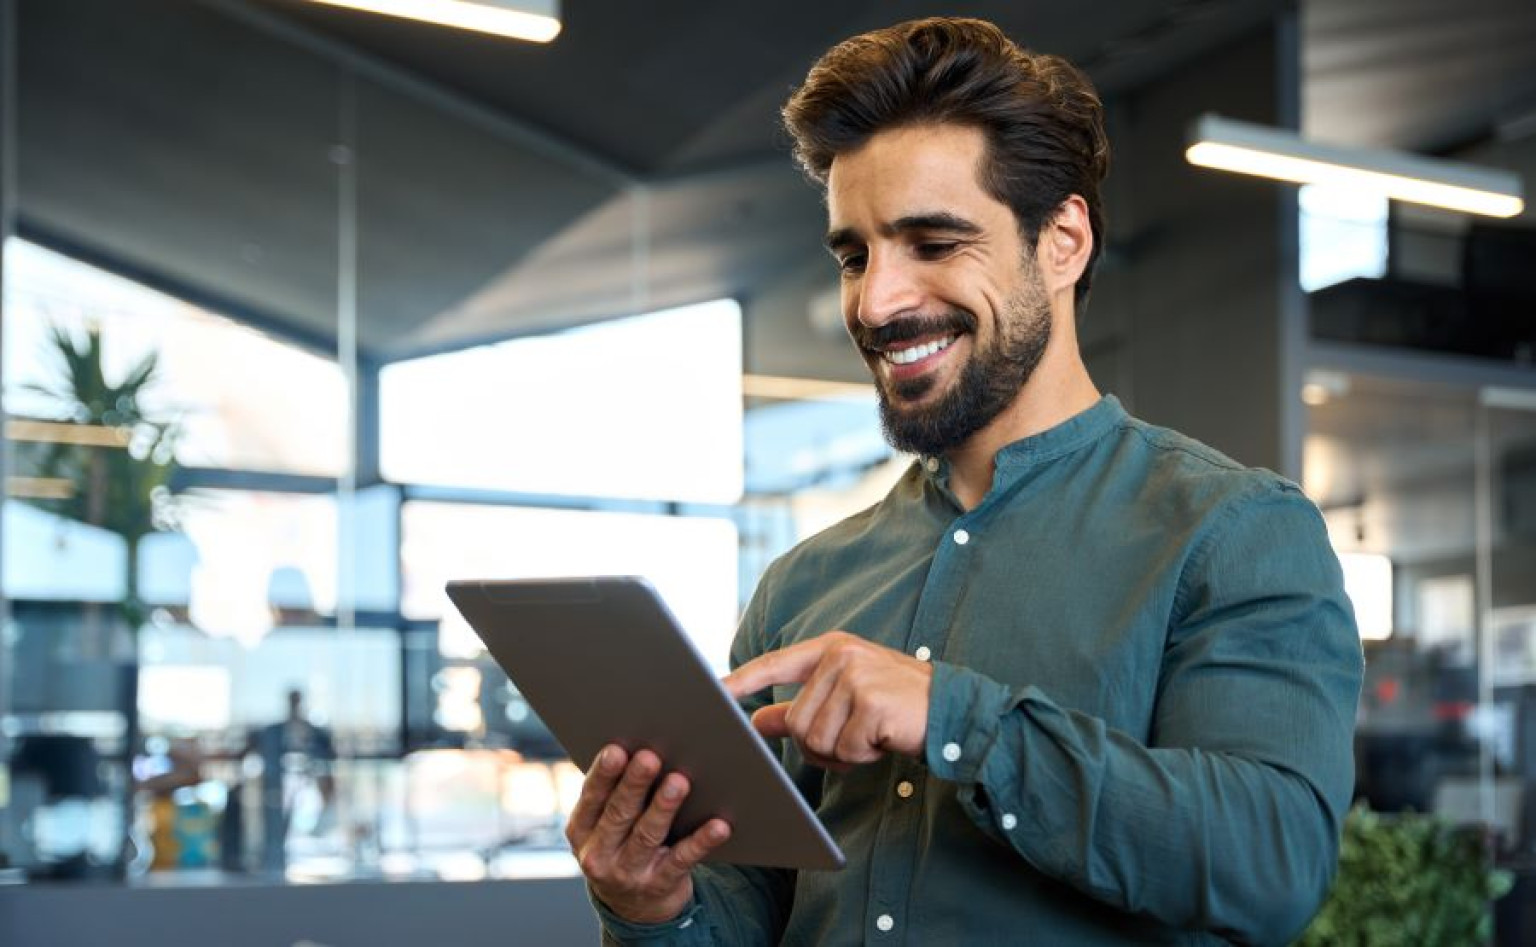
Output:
[925, 659, 1015, 784]
[588, 886, 710, 946]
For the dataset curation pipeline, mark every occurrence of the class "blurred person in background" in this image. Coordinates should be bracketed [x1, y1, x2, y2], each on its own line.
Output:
[248, 687, 336, 873]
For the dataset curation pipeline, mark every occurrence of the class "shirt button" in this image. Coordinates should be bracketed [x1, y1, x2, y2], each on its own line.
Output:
[914, 645, 932, 662]
[942, 742, 962, 762]
[896, 780, 914, 798]
[876, 914, 895, 932]
[953, 529, 970, 545]
[1001, 813, 1018, 831]
[923, 457, 940, 473]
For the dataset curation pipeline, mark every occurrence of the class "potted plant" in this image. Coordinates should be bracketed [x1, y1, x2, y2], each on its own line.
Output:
[1297, 803, 1514, 945]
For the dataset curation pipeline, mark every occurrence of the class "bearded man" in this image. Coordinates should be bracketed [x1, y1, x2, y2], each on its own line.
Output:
[568, 17, 1363, 946]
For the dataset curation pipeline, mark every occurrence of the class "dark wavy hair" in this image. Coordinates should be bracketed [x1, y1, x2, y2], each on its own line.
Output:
[783, 17, 1110, 310]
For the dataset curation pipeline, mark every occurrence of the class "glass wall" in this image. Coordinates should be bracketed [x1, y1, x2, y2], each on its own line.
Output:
[0, 0, 802, 886]
[1305, 370, 1536, 866]
[3, 0, 351, 882]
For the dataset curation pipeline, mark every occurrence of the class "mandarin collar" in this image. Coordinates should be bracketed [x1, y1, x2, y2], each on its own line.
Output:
[918, 395, 1126, 485]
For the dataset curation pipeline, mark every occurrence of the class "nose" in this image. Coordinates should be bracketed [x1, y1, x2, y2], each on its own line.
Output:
[851, 250, 924, 328]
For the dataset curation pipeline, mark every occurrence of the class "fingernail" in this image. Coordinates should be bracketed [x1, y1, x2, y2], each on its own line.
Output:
[597, 746, 614, 769]
[661, 780, 682, 801]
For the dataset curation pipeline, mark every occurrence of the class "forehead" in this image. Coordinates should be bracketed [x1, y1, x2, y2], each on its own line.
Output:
[825, 124, 1003, 229]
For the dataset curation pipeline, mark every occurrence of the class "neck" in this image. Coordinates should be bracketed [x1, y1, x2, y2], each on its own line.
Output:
[945, 309, 1101, 510]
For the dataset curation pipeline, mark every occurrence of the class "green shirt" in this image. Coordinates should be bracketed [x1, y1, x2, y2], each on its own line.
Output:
[597, 396, 1363, 945]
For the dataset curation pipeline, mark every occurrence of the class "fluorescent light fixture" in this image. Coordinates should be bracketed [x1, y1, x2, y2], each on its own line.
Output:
[1187, 114, 1525, 218]
[300, 0, 561, 43]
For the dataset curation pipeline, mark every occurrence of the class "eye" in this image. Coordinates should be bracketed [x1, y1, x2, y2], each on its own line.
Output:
[836, 252, 867, 276]
[914, 241, 959, 261]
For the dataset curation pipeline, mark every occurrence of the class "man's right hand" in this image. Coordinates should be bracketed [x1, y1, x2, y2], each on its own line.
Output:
[566, 744, 733, 925]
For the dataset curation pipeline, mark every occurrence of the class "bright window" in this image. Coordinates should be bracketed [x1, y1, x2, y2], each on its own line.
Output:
[1299, 184, 1388, 292]
[380, 299, 744, 504]
[1339, 552, 1393, 641]
[400, 502, 739, 671]
[4, 240, 347, 475]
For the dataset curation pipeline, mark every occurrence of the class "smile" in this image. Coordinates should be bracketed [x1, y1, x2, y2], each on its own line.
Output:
[882, 335, 958, 366]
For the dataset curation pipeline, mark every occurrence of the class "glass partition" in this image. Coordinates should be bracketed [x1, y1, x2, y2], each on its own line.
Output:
[2, 0, 349, 882]
[1478, 389, 1536, 862]
[0, 0, 738, 888]
[1306, 374, 1481, 817]
[1305, 370, 1536, 875]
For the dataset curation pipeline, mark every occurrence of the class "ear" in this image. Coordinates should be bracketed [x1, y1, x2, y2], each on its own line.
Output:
[1035, 195, 1093, 301]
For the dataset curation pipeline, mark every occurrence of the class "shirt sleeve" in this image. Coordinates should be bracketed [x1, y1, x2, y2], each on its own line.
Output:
[591, 863, 796, 946]
[925, 479, 1364, 945]
[592, 569, 799, 946]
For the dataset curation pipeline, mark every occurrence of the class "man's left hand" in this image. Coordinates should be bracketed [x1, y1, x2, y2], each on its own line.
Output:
[722, 632, 933, 771]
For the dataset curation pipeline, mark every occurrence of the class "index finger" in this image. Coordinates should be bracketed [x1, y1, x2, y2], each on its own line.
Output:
[722, 636, 832, 699]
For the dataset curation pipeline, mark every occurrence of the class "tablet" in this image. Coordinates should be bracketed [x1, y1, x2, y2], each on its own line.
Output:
[445, 576, 845, 871]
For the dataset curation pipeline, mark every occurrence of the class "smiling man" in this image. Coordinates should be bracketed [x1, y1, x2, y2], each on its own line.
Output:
[568, 18, 1363, 945]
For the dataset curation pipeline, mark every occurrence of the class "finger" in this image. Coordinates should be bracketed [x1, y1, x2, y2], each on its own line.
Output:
[800, 747, 852, 772]
[566, 744, 628, 847]
[835, 701, 886, 765]
[755, 706, 849, 772]
[723, 635, 838, 699]
[751, 703, 792, 739]
[802, 685, 855, 762]
[588, 749, 663, 856]
[616, 771, 690, 874]
[652, 818, 733, 889]
[780, 670, 833, 755]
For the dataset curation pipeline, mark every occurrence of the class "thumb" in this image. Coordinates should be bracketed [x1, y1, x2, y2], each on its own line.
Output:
[751, 702, 792, 739]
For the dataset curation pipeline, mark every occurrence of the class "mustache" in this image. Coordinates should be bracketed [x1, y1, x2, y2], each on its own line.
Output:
[851, 310, 977, 351]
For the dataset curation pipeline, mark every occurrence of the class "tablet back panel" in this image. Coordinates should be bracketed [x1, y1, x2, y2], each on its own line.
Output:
[446, 576, 844, 871]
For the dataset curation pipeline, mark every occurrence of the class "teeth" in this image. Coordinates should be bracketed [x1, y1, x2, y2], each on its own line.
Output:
[883, 336, 956, 366]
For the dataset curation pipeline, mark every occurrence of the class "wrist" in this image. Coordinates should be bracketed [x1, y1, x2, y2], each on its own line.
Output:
[593, 879, 695, 926]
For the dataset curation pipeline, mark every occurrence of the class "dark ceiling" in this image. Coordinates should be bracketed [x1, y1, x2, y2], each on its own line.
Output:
[255, 0, 1292, 179]
[11, 0, 1535, 366]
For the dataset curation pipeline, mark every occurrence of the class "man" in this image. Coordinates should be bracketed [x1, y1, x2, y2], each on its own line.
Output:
[569, 18, 1363, 945]
[248, 687, 336, 872]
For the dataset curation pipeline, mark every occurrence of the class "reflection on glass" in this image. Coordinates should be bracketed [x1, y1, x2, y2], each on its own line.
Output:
[381, 299, 744, 504]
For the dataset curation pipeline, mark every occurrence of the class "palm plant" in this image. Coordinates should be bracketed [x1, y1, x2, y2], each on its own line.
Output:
[14, 323, 181, 876]
[18, 323, 180, 631]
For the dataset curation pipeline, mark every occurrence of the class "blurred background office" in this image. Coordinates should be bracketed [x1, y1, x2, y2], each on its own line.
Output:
[0, 0, 1534, 944]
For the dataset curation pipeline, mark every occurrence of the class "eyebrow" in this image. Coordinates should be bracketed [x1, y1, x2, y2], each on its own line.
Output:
[823, 212, 984, 253]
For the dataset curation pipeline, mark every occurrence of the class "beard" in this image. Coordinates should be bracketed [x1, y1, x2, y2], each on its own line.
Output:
[851, 273, 1053, 458]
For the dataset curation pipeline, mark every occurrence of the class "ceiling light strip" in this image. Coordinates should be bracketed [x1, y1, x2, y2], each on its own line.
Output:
[299, 0, 561, 43]
[1186, 114, 1524, 218]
